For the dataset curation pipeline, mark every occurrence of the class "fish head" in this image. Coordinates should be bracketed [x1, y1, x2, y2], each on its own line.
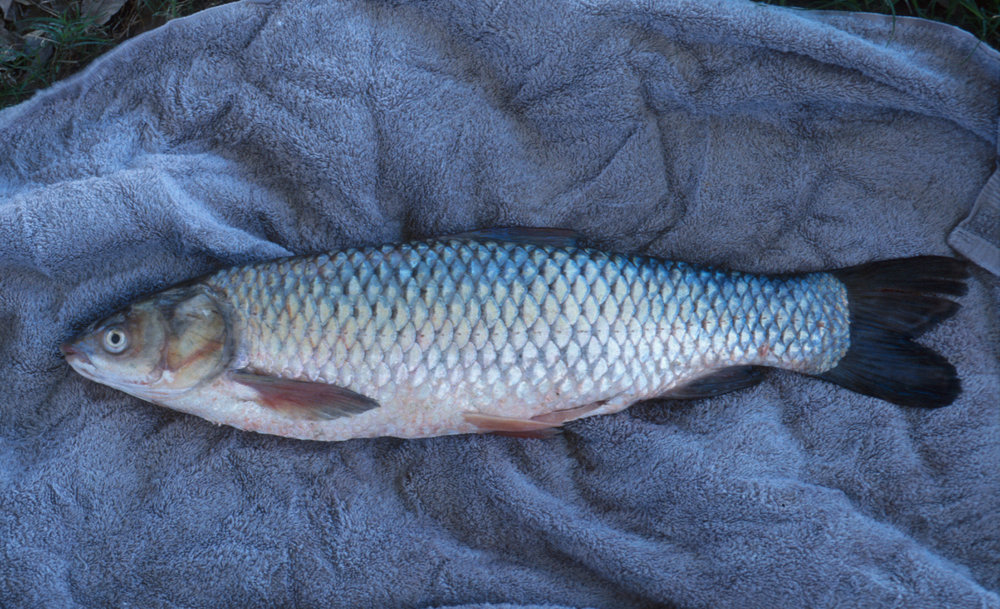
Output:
[62, 286, 233, 402]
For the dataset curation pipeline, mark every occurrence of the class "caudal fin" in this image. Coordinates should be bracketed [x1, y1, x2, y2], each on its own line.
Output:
[816, 256, 969, 408]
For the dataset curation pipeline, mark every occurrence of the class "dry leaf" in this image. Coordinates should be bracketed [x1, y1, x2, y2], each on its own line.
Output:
[0, 24, 18, 48]
[81, 0, 126, 25]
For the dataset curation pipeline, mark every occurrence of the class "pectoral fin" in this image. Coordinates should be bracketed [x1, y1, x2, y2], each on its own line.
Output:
[230, 370, 379, 420]
[664, 366, 767, 400]
[462, 412, 560, 438]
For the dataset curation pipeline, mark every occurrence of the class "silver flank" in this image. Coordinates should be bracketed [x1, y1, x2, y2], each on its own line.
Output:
[205, 239, 851, 422]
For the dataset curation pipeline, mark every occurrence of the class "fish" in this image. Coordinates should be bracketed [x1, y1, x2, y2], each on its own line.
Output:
[60, 228, 969, 441]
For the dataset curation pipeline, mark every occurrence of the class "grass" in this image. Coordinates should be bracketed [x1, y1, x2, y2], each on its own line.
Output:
[0, 0, 998, 109]
[763, 0, 1000, 46]
[0, 0, 224, 106]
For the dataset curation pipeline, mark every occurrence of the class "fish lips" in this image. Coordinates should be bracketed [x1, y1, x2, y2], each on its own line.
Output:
[61, 341, 98, 378]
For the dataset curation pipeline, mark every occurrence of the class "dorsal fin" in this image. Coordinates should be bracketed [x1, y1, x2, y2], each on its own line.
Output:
[446, 227, 582, 248]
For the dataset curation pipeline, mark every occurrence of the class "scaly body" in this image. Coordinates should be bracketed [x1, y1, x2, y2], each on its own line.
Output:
[61, 230, 967, 441]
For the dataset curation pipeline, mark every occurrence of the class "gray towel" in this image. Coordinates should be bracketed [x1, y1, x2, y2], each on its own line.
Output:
[1, 1, 997, 607]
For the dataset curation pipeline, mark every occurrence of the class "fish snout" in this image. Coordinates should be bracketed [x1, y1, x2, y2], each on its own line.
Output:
[60, 342, 91, 366]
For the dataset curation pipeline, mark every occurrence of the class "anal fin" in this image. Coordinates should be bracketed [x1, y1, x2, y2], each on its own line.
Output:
[462, 412, 560, 438]
[664, 366, 766, 400]
[230, 370, 379, 421]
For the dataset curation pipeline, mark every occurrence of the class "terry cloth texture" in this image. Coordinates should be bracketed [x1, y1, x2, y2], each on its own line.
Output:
[0, 1, 998, 607]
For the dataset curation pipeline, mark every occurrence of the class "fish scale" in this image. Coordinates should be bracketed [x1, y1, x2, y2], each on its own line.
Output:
[198, 238, 850, 437]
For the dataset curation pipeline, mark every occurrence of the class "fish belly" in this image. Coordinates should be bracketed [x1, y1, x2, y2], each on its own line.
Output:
[203, 240, 850, 439]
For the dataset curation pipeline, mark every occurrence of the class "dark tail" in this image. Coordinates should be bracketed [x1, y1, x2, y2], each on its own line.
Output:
[816, 256, 969, 408]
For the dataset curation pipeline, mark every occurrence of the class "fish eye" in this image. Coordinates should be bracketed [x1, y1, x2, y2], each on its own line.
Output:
[102, 328, 129, 353]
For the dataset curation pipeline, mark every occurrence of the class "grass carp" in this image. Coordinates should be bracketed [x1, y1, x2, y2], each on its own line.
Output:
[61, 228, 969, 441]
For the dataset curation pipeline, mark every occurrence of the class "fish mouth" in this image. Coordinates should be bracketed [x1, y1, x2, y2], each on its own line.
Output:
[60, 342, 96, 377]
[60, 342, 89, 363]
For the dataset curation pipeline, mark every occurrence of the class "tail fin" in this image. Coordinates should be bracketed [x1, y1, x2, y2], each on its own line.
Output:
[816, 256, 969, 408]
